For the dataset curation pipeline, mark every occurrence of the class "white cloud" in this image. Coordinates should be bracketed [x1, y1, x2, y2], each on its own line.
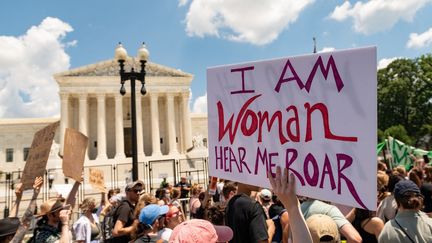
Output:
[178, 0, 189, 7]
[318, 47, 336, 53]
[0, 17, 73, 118]
[181, 0, 315, 45]
[407, 27, 432, 48]
[329, 0, 432, 34]
[378, 57, 402, 70]
[192, 93, 207, 113]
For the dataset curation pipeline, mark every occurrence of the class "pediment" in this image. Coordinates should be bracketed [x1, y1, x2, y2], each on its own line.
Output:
[55, 58, 193, 78]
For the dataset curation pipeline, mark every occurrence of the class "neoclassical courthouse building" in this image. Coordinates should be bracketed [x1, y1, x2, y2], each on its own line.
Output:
[0, 57, 208, 187]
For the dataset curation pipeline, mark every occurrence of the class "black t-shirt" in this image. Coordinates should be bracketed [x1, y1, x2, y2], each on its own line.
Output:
[421, 182, 432, 213]
[112, 200, 135, 243]
[225, 194, 268, 243]
[175, 181, 191, 198]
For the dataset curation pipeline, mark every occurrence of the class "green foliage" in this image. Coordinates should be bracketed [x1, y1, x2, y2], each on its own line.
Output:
[378, 54, 432, 147]
[384, 125, 413, 145]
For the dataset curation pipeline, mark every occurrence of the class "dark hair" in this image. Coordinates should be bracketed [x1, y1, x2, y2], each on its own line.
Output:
[395, 192, 424, 210]
[409, 168, 423, 188]
[108, 188, 121, 199]
[354, 208, 373, 222]
[206, 204, 226, 225]
[388, 174, 404, 193]
[222, 182, 238, 199]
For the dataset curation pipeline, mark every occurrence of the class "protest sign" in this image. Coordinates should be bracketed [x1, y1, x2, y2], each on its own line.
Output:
[207, 47, 377, 209]
[89, 168, 105, 192]
[62, 128, 88, 182]
[21, 121, 60, 190]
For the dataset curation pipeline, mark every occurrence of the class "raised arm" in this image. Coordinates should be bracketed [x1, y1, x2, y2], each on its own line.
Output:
[10, 182, 24, 217]
[268, 166, 312, 243]
[65, 178, 82, 208]
[10, 176, 43, 243]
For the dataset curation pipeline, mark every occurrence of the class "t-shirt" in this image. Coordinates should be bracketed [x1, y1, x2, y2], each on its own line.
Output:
[301, 199, 349, 229]
[174, 181, 191, 198]
[225, 194, 268, 243]
[376, 195, 397, 222]
[34, 224, 61, 243]
[378, 211, 432, 243]
[111, 200, 135, 243]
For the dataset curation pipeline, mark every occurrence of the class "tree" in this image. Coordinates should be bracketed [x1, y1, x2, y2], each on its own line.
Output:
[378, 54, 432, 146]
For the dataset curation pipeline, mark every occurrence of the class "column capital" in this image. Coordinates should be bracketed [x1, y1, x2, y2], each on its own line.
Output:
[59, 92, 69, 100]
[96, 93, 106, 99]
[78, 92, 88, 100]
[149, 92, 160, 99]
[180, 91, 191, 99]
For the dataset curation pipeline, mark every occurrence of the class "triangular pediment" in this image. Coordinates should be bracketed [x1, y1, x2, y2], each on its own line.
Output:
[55, 58, 193, 77]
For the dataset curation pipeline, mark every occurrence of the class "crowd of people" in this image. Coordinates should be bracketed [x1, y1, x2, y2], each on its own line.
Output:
[1, 159, 432, 242]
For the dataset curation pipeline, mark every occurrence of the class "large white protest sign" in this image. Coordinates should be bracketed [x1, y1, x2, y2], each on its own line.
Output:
[207, 47, 377, 209]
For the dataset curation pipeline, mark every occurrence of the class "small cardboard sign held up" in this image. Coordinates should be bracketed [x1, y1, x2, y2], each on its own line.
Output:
[62, 128, 88, 182]
[21, 121, 60, 190]
[89, 168, 105, 192]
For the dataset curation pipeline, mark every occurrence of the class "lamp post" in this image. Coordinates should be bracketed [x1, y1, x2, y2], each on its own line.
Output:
[115, 42, 149, 181]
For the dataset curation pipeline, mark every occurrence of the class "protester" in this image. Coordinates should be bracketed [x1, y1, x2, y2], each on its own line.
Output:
[169, 188, 182, 209]
[101, 194, 124, 242]
[258, 188, 273, 219]
[169, 219, 233, 243]
[73, 197, 101, 242]
[112, 180, 144, 243]
[306, 214, 339, 243]
[269, 166, 313, 243]
[165, 205, 183, 229]
[346, 208, 384, 243]
[268, 196, 289, 243]
[301, 199, 361, 243]
[189, 184, 202, 218]
[225, 181, 269, 243]
[421, 165, 432, 214]
[175, 176, 191, 213]
[134, 204, 169, 243]
[30, 197, 72, 243]
[377, 174, 404, 222]
[378, 180, 432, 242]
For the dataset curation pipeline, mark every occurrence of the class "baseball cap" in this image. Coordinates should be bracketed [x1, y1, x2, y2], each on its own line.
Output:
[394, 180, 421, 200]
[306, 214, 339, 243]
[169, 219, 233, 243]
[0, 217, 20, 237]
[259, 189, 272, 201]
[125, 180, 144, 192]
[139, 204, 169, 225]
[37, 198, 66, 217]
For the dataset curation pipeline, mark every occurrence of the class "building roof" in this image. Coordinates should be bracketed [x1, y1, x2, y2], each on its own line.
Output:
[55, 58, 193, 78]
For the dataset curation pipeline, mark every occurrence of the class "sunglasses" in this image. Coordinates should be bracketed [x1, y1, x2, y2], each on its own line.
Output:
[131, 188, 142, 194]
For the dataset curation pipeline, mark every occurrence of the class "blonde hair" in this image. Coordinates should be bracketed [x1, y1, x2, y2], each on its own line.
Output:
[79, 197, 96, 213]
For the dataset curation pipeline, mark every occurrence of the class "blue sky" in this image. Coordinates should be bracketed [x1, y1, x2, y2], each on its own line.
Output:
[0, 0, 431, 118]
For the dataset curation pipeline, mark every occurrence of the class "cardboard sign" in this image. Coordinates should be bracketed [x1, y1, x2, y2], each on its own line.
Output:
[207, 47, 377, 209]
[89, 168, 105, 192]
[21, 121, 60, 190]
[62, 128, 88, 182]
[208, 176, 218, 195]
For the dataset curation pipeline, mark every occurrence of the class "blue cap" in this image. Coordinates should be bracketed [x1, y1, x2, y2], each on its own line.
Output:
[139, 204, 169, 225]
[394, 180, 420, 199]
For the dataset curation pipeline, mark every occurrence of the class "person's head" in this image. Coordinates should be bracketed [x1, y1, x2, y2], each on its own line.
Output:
[108, 188, 121, 200]
[425, 165, 432, 182]
[306, 214, 340, 243]
[0, 217, 20, 243]
[171, 188, 180, 200]
[394, 165, 407, 177]
[388, 173, 404, 194]
[165, 205, 183, 229]
[394, 180, 424, 210]
[259, 189, 272, 204]
[409, 167, 423, 187]
[169, 219, 233, 243]
[181, 176, 187, 183]
[205, 204, 226, 225]
[38, 198, 67, 225]
[125, 180, 144, 203]
[222, 182, 238, 201]
[79, 197, 96, 214]
[139, 204, 169, 232]
[354, 208, 374, 221]
[377, 161, 387, 172]
[190, 184, 202, 197]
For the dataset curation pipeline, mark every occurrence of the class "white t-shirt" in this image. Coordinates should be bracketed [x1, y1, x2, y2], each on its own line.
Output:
[158, 228, 173, 241]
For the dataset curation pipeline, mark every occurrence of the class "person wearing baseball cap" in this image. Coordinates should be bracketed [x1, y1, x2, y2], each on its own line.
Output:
[306, 214, 339, 243]
[379, 179, 432, 242]
[135, 204, 169, 243]
[112, 180, 144, 243]
[169, 219, 233, 243]
[0, 217, 20, 243]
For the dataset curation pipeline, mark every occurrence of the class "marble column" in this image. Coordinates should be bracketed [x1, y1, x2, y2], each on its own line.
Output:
[96, 94, 107, 160]
[166, 93, 178, 155]
[78, 93, 88, 159]
[150, 93, 161, 156]
[114, 94, 126, 159]
[181, 92, 193, 152]
[59, 93, 69, 156]
[135, 95, 145, 160]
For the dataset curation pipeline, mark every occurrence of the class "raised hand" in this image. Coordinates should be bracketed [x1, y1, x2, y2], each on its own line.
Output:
[33, 176, 43, 191]
[268, 166, 298, 208]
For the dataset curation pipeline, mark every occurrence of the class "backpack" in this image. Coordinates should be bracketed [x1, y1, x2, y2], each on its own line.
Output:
[102, 206, 118, 241]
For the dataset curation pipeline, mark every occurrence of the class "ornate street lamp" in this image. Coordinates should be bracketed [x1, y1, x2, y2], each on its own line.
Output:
[115, 42, 149, 181]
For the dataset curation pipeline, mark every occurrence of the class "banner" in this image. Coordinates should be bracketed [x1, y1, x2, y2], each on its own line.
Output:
[21, 121, 60, 190]
[62, 128, 88, 182]
[207, 47, 377, 209]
